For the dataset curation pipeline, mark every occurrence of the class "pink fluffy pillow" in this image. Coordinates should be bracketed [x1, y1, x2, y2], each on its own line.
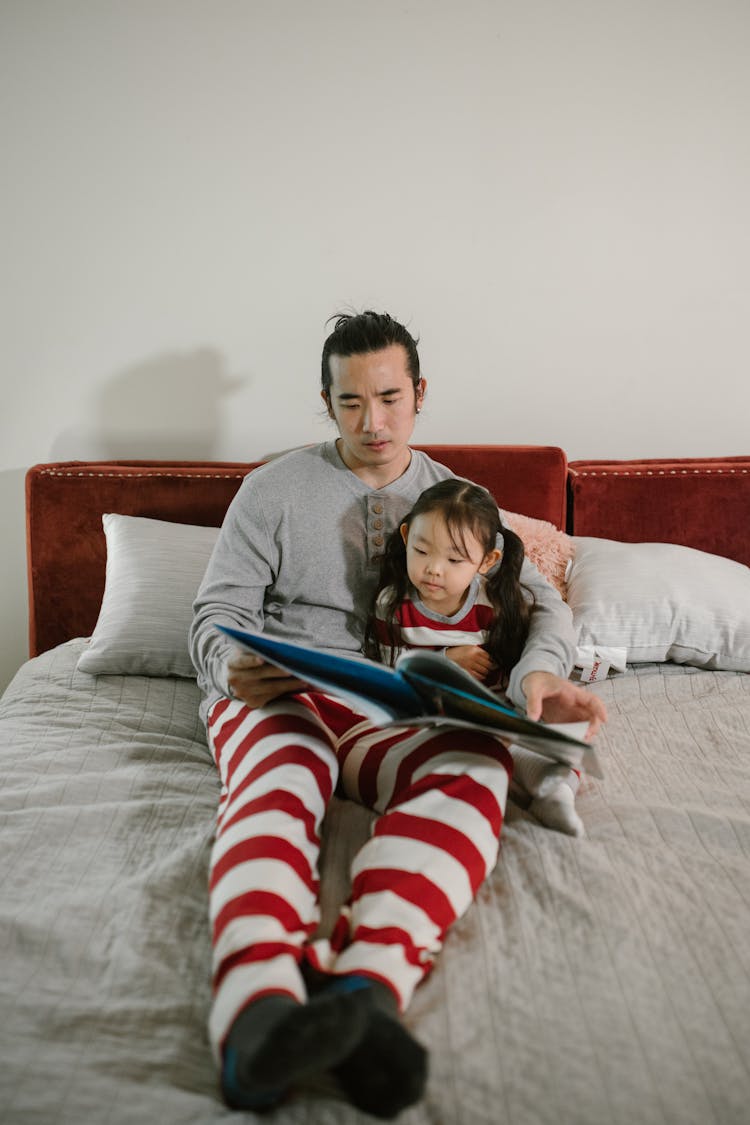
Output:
[502, 510, 574, 596]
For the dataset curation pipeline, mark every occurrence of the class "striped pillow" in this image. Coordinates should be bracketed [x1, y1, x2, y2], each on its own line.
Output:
[77, 514, 219, 678]
[566, 536, 750, 670]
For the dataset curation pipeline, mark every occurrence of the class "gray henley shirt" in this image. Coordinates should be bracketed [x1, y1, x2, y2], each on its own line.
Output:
[189, 440, 575, 724]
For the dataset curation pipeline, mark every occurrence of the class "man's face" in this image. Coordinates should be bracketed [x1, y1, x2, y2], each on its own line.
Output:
[323, 345, 426, 486]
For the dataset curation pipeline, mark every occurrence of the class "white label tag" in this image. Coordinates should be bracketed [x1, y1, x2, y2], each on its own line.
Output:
[575, 645, 627, 680]
[579, 660, 611, 683]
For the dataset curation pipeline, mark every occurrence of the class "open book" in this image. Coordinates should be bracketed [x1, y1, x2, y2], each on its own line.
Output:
[217, 625, 602, 777]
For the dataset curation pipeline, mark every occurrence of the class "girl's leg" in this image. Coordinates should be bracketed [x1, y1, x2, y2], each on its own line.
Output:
[508, 745, 584, 835]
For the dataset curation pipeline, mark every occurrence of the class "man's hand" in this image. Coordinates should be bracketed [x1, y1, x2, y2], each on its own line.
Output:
[445, 645, 495, 681]
[227, 650, 308, 709]
[521, 670, 608, 740]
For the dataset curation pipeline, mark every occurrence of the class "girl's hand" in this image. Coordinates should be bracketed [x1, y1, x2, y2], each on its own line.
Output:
[445, 645, 495, 681]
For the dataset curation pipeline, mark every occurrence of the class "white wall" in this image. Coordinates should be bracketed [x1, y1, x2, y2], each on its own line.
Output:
[2, 0, 749, 692]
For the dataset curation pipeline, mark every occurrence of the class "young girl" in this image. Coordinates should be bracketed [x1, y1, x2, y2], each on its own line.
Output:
[365, 478, 585, 836]
[364, 477, 530, 686]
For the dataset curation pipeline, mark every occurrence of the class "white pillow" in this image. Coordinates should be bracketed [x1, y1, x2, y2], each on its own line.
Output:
[77, 514, 219, 677]
[566, 536, 750, 671]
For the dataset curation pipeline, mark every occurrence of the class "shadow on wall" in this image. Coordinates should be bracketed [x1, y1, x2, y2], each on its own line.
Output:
[50, 347, 245, 461]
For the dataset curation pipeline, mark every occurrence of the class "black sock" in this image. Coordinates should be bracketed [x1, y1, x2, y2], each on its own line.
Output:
[327, 976, 429, 1119]
[221, 990, 369, 1111]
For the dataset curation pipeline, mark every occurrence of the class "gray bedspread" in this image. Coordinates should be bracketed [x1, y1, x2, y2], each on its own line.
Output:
[1, 641, 749, 1124]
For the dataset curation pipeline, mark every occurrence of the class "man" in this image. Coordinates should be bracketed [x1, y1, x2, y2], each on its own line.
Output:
[190, 311, 605, 1117]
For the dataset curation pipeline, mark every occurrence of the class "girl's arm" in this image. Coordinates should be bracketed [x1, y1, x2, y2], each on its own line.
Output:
[445, 645, 495, 680]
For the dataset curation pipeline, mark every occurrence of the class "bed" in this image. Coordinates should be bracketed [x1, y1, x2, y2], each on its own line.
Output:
[2, 447, 749, 1125]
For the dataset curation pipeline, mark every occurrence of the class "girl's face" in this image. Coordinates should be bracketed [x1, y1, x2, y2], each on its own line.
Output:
[401, 510, 500, 616]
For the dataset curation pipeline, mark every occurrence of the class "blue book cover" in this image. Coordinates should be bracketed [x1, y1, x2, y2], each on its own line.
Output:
[216, 626, 601, 777]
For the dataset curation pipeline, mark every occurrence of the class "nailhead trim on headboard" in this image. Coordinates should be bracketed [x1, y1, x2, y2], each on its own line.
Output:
[37, 469, 248, 479]
[569, 468, 748, 476]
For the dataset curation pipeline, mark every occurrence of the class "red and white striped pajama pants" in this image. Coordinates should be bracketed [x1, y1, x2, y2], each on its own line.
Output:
[206, 691, 512, 1058]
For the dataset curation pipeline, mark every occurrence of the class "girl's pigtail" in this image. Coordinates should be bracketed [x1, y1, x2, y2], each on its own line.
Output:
[363, 524, 411, 666]
[484, 522, 533, 679]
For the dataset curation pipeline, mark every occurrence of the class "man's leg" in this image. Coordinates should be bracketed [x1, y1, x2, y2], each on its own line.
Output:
[309, 723, 512, 1116]
[207, 695, 370, 1109]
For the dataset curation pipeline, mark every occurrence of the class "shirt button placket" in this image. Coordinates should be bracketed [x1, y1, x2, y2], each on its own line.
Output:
[369, 497, 386, 560]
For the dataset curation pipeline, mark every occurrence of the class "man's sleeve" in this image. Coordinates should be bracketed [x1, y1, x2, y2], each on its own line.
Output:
[189, 479, 277, 697]
[505, 558, 577, 710]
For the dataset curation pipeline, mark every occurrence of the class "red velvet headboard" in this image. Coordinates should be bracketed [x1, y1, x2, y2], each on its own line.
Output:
[568, 457, 750, 567]
[26, 446, 568, 657]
